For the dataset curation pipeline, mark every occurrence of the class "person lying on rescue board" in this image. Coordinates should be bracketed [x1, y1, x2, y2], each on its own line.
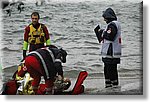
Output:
[17, 45, 68, 94]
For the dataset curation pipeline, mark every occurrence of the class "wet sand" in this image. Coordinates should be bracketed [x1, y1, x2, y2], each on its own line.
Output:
[1, 65, 143, 95]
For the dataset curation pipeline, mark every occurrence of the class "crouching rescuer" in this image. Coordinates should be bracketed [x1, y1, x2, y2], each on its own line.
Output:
[18, 46, 68, 94]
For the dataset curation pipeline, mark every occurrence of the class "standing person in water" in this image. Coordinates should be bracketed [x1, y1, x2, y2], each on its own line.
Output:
[94, 8, 122, 88]
[22, 12, 51, 60]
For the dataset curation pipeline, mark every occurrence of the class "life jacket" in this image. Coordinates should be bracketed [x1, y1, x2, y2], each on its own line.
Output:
[28, 24, 46, 44]
[101, 21, 121, 58]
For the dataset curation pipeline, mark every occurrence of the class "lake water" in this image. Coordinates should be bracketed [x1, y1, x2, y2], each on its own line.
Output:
[0, 0, 143, 93]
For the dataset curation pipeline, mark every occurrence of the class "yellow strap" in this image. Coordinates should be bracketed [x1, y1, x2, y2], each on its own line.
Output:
[29, 24, 41, 35]
[46, 39, 51, 45]
[23, 41, 28, 50]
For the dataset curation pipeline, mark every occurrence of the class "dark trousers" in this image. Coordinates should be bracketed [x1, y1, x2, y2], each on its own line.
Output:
[104, 63, 119, 86]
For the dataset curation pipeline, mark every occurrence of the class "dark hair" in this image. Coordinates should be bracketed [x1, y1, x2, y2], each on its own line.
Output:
[31, 12, 40, 19]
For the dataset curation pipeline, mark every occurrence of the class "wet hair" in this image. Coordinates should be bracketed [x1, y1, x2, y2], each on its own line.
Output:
[31, 12, 40, 19]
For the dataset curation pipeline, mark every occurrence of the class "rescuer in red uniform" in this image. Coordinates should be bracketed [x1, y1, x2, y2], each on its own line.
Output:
[22, 12, 51, 60]
[18, 45, 67, 94]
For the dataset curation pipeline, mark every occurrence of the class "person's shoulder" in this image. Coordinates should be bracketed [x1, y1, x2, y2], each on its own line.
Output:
[25, 24, 30, 31]
[109, 21, 118, 28]
[47, 45, 58, 49]
[25, 23, 32, 28]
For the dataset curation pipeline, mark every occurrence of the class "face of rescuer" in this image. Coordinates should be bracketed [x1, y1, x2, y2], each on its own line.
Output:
[31, 14, 39, 25]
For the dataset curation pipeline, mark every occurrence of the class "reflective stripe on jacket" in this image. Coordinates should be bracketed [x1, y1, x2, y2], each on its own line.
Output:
[28, 47, 56, 79]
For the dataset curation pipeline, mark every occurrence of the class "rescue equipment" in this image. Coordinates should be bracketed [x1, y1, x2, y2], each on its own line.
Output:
[1, 63, 88, 95]
[28, 24, 46, 44]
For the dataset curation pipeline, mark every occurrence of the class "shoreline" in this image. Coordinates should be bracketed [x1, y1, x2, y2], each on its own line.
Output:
[67, 77, 143, 95]
[1, 65, 143, 95]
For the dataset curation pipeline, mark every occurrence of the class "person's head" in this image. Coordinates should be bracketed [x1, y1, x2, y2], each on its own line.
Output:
[31, 12, 40, 25]
[102, 8, 117, 24]
[59, 48, 67, 63]
[48, 45, 67, 63]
